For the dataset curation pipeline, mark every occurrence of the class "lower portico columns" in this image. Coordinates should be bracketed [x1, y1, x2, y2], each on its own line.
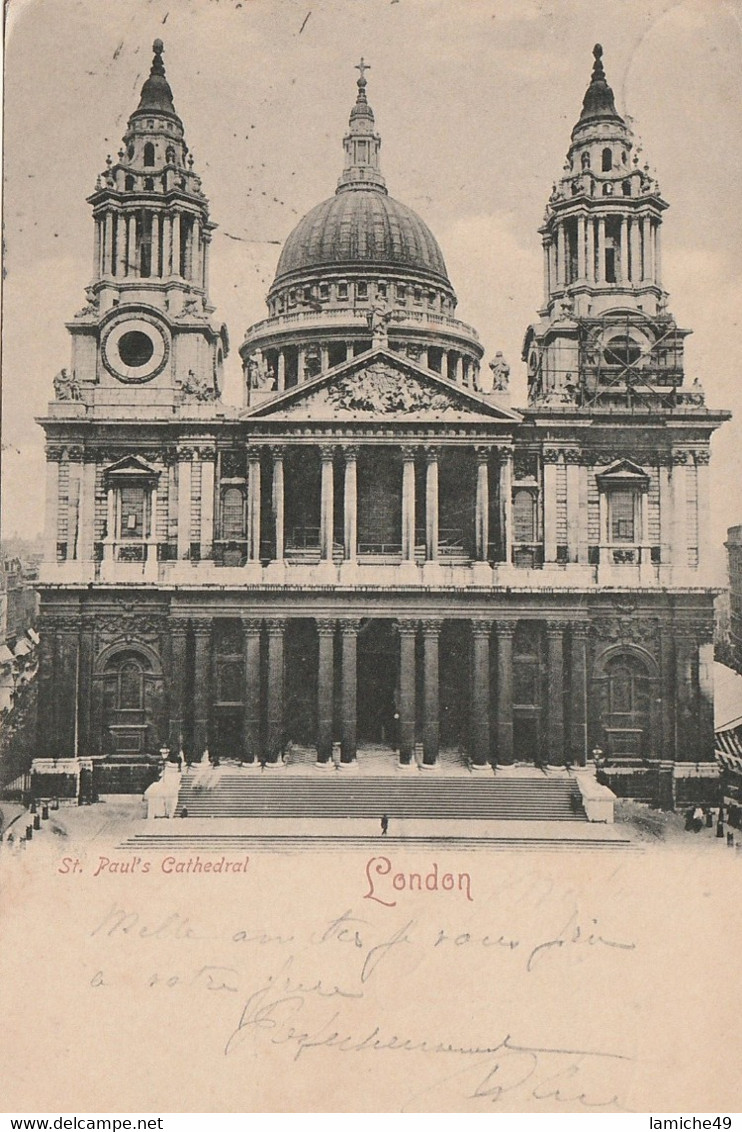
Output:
[316, 619, 336, 764]
[340, 619, 360, 764]
[242, 618, 262, 764]
[471, 620, 492, 767]
[495, 621, 515, 765]
[475, 447, 490, 561]
[266, 618, 285, 763]
[271, 447, 285, 560]
[343, 447, 358, 561]
[569, 621, 590, 767]
[401, 446, 416, 562]
[246, 446, 262, 562]
[397, 620, 417, 765]
[320, 446, 335, 562]
[425, 448, 439, 561]
[192, 618, 212, 760]
[168, 620, 189, 754]
[422, 619, 441, 766]
[546, 622, 566, 765]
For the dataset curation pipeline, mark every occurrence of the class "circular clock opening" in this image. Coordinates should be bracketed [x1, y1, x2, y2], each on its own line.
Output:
[118, 330, 155, 368]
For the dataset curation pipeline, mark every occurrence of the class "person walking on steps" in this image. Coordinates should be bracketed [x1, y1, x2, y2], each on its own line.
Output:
[380, 814, 389, 836]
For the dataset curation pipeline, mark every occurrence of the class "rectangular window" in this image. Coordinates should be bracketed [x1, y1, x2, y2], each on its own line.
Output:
[338, 282, 348, 300]
[119, 487, 145, 539]
[610, 491, 635, 542]
[357, 282, 368, 300]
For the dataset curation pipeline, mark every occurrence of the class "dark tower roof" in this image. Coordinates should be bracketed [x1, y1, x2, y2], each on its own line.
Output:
[133, 39, 178, 119]
[574, 44, 625, 132]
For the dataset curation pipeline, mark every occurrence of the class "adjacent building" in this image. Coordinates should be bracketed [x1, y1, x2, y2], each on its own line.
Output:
[34, 41, 729, 807]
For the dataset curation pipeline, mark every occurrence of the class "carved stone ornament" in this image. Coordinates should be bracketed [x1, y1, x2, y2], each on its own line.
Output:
[179, 369, 219, 403]
[327, 363, 460, 416]
[590, 617, 659, 646]
[97, 613, 167, 640]
[53, 368, 82, 402]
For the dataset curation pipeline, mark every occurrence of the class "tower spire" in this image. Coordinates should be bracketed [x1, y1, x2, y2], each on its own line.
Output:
[575, 42, 624, 131]
[337, 59, 387, 194]
[135, 38, 177, 118]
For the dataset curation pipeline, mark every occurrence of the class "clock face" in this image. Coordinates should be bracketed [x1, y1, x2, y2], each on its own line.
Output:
[102, 318, 169, 382]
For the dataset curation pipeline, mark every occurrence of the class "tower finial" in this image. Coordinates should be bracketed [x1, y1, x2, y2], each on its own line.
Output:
[355, 57, 370, 100]
[591, 43, 605, 80]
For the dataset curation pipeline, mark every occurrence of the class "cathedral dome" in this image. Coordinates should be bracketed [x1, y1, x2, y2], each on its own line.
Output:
[273, 189, 450, 287]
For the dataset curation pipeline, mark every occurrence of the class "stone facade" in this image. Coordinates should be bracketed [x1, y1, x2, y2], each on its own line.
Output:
[35, 42, 729, 807]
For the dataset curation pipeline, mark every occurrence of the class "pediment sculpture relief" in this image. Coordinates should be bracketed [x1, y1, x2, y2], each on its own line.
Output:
[327, 363, 460, 415]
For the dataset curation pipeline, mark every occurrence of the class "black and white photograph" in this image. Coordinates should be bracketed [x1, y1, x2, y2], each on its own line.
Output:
[1, 0, 742, 1117]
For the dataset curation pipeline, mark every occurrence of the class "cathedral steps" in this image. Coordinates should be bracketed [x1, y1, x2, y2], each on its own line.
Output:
[118, 831, 636, 853]
[174, 772, 586, 821]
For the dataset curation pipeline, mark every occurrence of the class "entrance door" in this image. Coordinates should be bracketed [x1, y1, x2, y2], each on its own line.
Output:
[357, 620, 398, 746]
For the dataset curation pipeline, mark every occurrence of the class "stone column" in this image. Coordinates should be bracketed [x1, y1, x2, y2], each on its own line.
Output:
[397, 620, 417, 766]
[619, 216, 628, 284]
[246, 445, 262, 562]
[161, 215, 171, 278]
[103, 211, 114, 275]
[542, 241, 551, 305]
[425, 448, 439, 561]
[79, 456, 97, 564]
[343, 446, 358, 561]
[242, 618, 262, 764]
[151, 213, 160, 277]
[202, 231, 212, 293]
[115, 212, 126, 277]
[401, 446, 416, 561]
[297, 347, 306, 383]
[597, 217, 606, 284]
[495, 621, 515, 765]
[654, 220, 662, 288]
[569, 621, 589, 767]
[93, 218, 102, 278]
[265, 618, 285, 763]
[674, 628, 698, 762]
[320, 343, 330, 372]
[475, 447, 490, 561]
[37, 621, 57, 755]
[172, 210, 181, 276]
[168, 619, 189, 753]
[104, 485, 116, 561]
[55, 623, 79, 758]
[586, 219, 595, 284]
[453, 355, 463, 384]
[316, 619, 335, 764]
[421, 619, 441, 766]
[345, 342, 354, 362]
[577, 215, 586, 281]
[629, 217, 639, 284]
[43, 447, 61, 563]
[542, 453, 558, 563]
[200, 450, 216, 561]
[696, 452, 711, 578]
[192, 618, 212, 759]
[276, 351, 286, 392]
[320, 445, 335, 562]
[176, 452, 192, 560]
[471, 620, 492, 768]
[557, 223, 567, 287]
[271, 447, 285, 560]
[66, 455, 83, 561]
[499, 448, 513, 564]
[77, 616, 95, 757]
[339, 619, 360, 763]
[642, 215, 653, 282]
[546, 622, 566, 765]
[671, 453, 688, 570]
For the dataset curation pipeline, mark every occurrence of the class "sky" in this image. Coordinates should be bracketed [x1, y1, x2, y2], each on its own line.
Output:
[2, 0, 742, 576]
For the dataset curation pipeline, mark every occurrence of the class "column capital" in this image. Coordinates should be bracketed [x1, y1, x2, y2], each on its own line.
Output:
[471, 619, 493, 639]
[177, 445, 197, 462]
[246, 444, 262, 462]
[46, 445, 65, 462]
[316, 618, 337, 637]
[192, 617, 213, 637]
[475, 445, 491, 465]
[341, 444, 359, 462]
[394, 618, 419, 638]
[198, 447, 217, 463]
[495, 620, 516, 638]
[424, 446, 440, 465]
[269, 444, 285, 463]
[572, 620, 591, 640]
[319, 444, 336, 462]
[400, 444, 417, 461]
[497, 445, 514, 461]
[421, 618, 443, 637]
[240, 616, 263, 634]
[338, 617, 362, 635]
[545, 620, 566, 637]
[265, 617, 286, 636]
[170, 618, 190, 638]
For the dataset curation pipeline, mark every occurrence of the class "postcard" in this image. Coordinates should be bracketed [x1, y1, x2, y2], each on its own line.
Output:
[1, 0, 741, 1116]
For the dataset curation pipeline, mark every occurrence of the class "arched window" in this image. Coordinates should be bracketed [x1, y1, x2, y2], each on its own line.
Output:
[221, 487, 245, 539]
[622, 180, 632, 196]
[144, 177, 154, 191]
[119, 659, 144, 709]
[124, 174, 134, 191]
[601, 147, 612, 172]
[143, 142, 155, 167]
[513, 489, 536, 543]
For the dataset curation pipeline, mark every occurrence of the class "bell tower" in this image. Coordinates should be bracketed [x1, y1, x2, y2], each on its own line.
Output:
[62, 40, 227, 411]
[523, 44, 694, 411]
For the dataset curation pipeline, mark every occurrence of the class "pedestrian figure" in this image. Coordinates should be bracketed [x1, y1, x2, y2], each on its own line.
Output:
[727, 830, 734, 847]
[705, 808, 714, 828]
[380, 814, 389, 836]
[717, 818, 725, 839]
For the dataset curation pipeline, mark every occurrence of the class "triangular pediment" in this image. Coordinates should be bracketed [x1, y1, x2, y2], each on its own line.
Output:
[103, 454, 160, 479]
[243, 348, 521, 423]
[596, 458, 650, 487]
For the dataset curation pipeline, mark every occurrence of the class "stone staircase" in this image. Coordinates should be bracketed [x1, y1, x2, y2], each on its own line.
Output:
[175, 771, 586, 822]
